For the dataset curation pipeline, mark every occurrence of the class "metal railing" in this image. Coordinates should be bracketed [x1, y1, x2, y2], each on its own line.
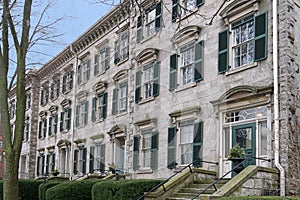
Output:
[191, 157, 272, 200]
[137, 160, 218, 200]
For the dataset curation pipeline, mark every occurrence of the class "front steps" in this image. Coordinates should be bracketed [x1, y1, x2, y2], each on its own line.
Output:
[166, 179, 229, 200]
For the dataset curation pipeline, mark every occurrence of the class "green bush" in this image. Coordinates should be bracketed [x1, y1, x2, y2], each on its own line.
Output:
[217, 197, 299, 200]
[46, 180, 101, 200]
[39, 182, 61, 200]
[92, 179, 163, 200]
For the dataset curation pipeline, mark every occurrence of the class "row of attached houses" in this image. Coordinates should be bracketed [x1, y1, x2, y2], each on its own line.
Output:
[6, 0, 300, 196]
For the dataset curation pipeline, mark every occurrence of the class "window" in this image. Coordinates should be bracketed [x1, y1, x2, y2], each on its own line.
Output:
[92, 93, 107, 122]
[9, 101, 16, 119]
[46, 153, 55, 175]
[169, 41, 204, 90]
[94, 46, 110, 75]
[90, 144, 106, 173]
[48, 113, 58, 136]
[135, 62, 160, 103]
[171, 0, 204, 21]
[114, 31, 129, 64]
[24, 117, 30, 142]
[74, 147, 87, 175]
[77, 59, 91, 85]
[218, 12, 267, 73]
[112, 82, 128, 115]
[60, 108, 72, 132]
[62, 70, 74, 94]
[40, 85, 49, 106]
[50, 79, 60, 101]
[25, 92, 31, 110]
[38, 117, 47, 139]
[136, 2, 162, 42]
[75, 101, 89, 127]
[133, 130, 158, 171]
[167, 121, 203, 169]
[36, 154, 45, 176]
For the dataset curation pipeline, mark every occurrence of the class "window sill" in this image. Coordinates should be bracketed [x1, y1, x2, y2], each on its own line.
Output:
[117, 58, 129, 66]
[139, 32, 158, 44]
[113, 111, 128, 118]
[176, 9, 198, 22]
[175, 82, 197, 93]
[95, 118, 105, 124]
[138, 96, 155, 105]
[226, 62, 257, 76]
[137, 168, 153, 174]
[95, 69, 108, 77]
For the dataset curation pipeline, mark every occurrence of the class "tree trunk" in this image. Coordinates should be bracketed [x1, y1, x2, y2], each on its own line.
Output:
[3, 151, 19, 200]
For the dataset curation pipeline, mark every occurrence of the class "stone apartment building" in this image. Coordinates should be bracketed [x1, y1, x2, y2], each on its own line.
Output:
[7, 0, 300, 196]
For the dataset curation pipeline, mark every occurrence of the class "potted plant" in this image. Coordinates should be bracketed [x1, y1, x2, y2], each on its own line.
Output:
[52, 169, 59, 176]
[227, 143, 246, 174]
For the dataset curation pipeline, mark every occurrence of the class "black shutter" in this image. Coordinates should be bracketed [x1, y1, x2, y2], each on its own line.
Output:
[92, 97, 97, 122]
[62, 75, 67, 93]
[82, 148, 87, 174]
[151, 132, 159, 170]
[84, 101, 89, 125]
[194, 40, 204, 82]
[75, 105, 80, 127]
[218, 30, 229, 73]
[43, 118, 47, 138]
[41, 155, 45, 175]
[155, 1, 162, 30]
[89, 146, 95, 173]
[135, 71, 142, 103]
[172, 0, 179, 22]
[100, 144, 106, 172]
[46, 154, 50, 175]
[114, 41, 120, 64]
[196, 0, 204, 7]
[169, 54, 178, 90]
[167, 127, 177, 169]
[48, 117, 52, 136]
[37, 156, 40, 175]
[94, 54, 99, 76]
[54, 114, 58, 134]
[254, 12, 268, 61]
[77, 65, 82, 85]
[153, 62, 160, 97]
[69, 71, 74, 90]
[105, 47, 110, 70]
[102, 93, 108, 119]
[193, 122, 203, 167]
[133, 135, 139, 171]
[51, 153, 56, 172]
[66, 108, 71, 130]
[38, 121, 42, 139]
[112, 88, 118, 115]
[137, 16, 143, 42]
[60, 111, 64, 132]
[73, 150, 78, 174]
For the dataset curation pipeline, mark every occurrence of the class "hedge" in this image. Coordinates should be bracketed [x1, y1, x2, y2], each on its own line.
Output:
[46, 180, 101, 200]
[92, 179, 163, 200]
[0, 179, 43, 200]
[217, 197, 299, 200]
[39, 182, 62, 200]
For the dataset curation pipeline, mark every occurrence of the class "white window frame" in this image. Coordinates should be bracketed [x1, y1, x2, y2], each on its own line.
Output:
[118, 83, 128, 112]
[141, 129, 152, 169]
[179, 42, 195, 85]
[25, 92, 31, 110]
[179, 120, 194, 165]
[143, 63, 155, 99]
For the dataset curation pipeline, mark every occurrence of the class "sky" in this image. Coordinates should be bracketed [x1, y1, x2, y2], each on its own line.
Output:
[31, 0, 114, 67]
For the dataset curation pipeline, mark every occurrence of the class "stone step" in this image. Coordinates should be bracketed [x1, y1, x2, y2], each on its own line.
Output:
[179, 187, 216, 194]
[188, 183, 225, 189]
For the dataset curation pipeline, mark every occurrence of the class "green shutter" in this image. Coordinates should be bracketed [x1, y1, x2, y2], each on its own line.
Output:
[100, 144, 106, 172]
[92, 97, 97, 122]
[135, 71, 142, 103]
[102, 93, 108, 119]
[167, 127, 177, 169]
[94, 54, 99, 76]
[82, 148, 87, 174]
[254, 12, 268, 61]
[112, 88, 118, 115]
[73, 150, 78, 174]
[153, 62, 160, 97]
[172, 0, 179, 22]
[75, 105, 80, 127]
[133, 135, 139, 171]
[89, 146, 95, 173]
[66, 108, 71, 130]
[218, 30, 229, 73]
[151, 131, 159, 170]
[84, 101, 89, 125]
[194, 40, 204, 82]
[155, 1, 162, 30]
[196, 0, 204, 7]
[193, 121, 203, 167]
[169, 54, 178, 90]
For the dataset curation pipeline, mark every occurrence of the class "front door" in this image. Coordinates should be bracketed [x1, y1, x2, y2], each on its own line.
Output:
[232, 123, 256, 168]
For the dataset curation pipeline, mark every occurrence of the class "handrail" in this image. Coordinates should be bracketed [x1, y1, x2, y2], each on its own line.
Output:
[137, 160, 218, 200]
[191, 157, 273, 200]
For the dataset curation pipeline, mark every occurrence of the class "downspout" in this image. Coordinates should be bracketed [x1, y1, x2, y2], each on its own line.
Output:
[273, 0, 285, 196]
[69, 44, 78, 180]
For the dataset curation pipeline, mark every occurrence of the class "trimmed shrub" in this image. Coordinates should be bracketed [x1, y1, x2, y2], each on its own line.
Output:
[39, 182, 61, 200]
[46, 180, 101, 200]
[92, 179, 163, 200]
[217, 197, 299, 200]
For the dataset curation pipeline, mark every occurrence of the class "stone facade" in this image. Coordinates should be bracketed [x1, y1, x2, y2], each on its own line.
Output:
[6, 0, 300, 196]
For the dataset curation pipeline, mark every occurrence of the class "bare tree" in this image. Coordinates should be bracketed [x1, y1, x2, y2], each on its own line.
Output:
[0, 1, 63, 199]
